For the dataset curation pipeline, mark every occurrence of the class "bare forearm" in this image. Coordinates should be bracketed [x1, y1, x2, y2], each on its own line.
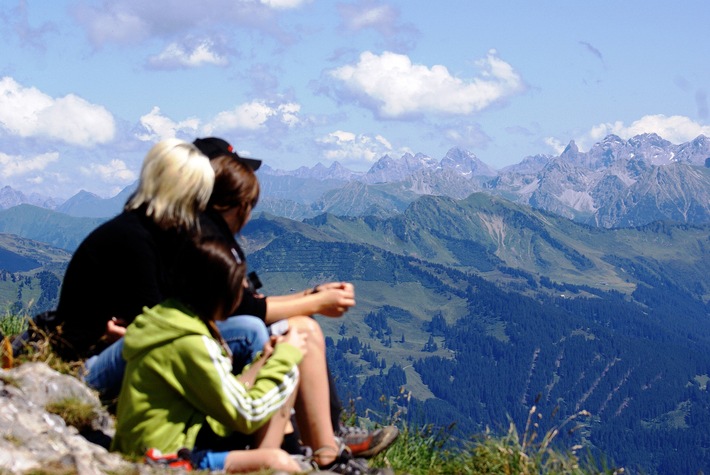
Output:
[264, 294, 322, 323]
[265, 288, 316, 303]
[263, 283, 355, 324]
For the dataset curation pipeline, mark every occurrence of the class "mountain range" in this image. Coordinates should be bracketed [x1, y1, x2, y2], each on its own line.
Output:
[0, 133, 709, 474]
[6, 133, 709, 229]
[238, 197, 710, 474]
[0, 192, 708, 473]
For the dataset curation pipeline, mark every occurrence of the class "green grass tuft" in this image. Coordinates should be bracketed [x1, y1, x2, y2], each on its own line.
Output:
[369, 406, 623, 475]
[0, 311, 28, 337]
[45, 397, 98, 433]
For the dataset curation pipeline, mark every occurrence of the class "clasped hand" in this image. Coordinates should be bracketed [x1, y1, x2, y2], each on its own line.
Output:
[312, 282, 355, 317]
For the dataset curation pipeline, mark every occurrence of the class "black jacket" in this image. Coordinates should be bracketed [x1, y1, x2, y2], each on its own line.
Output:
[55, 209, 186, 360]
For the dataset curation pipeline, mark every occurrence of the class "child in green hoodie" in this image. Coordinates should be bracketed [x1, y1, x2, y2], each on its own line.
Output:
[112, 235, 309, 473]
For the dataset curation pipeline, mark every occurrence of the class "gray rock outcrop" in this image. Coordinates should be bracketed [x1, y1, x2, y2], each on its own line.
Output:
[0, 362, 133, 475]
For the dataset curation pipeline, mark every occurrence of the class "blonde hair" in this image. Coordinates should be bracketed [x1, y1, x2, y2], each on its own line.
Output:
[125, 139, 215, 230]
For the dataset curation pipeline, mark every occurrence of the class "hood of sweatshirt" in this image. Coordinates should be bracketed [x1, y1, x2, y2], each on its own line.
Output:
[123, 299, 211, 363]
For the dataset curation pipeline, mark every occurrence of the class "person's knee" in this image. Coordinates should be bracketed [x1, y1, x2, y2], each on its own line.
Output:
[288, 316, 325, 349]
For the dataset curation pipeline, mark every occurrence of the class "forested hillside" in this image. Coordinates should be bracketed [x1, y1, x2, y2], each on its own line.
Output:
[240, 195, 710, 474]
[0, 233, 70, 315]
[0, 192, 708, 474]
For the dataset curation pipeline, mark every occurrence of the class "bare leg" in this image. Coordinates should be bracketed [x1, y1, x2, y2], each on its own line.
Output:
[224, 447, 301, 473]
[253, 384, 298, 448]
[288, 315, 339, 467]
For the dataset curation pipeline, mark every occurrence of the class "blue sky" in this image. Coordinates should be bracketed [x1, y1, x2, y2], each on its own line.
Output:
[1, 0, 709, 199]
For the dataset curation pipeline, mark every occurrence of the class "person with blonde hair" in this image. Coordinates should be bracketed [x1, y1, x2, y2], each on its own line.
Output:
[124, 137, 215, 230]
[52, 138, 215, 398]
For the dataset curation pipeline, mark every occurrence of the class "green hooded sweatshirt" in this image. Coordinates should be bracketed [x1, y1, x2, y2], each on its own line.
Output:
[111, 299, 302, 456]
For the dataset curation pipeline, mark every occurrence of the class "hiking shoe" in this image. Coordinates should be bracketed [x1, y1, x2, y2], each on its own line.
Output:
[290, 453, 317, 472]
[338, 424, 399, 458]
[324, 455, 394, 475]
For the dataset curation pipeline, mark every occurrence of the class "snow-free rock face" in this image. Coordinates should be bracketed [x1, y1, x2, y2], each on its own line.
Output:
[0, 362, 132, 475]
[3, 133, 709, 227]
[363, 152, 440, 184]
[495, 134, 710, 227]
[0, 186, 60, 211]
[439, 147, 497, 177]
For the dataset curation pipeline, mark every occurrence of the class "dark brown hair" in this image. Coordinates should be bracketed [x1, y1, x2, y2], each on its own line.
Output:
[168, 235, 246, 334]
[208, 155, 260, 232]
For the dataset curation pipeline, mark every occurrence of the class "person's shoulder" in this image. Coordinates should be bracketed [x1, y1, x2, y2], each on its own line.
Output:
[75, 210, 158, 257]
[85, 210, 145, 236]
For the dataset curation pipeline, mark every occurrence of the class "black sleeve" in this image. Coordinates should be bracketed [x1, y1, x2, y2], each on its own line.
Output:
[55, 212, 168, 359]
[232, 291, 267, 321]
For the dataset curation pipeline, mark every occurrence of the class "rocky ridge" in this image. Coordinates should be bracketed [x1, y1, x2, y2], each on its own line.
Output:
[3, 133, 710, 228]
[0, 362, 134, 475]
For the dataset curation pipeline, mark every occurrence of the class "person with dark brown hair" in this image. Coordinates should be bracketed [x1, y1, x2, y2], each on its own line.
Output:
[112, 235, 310, 473]
[194, 137, 399, 473]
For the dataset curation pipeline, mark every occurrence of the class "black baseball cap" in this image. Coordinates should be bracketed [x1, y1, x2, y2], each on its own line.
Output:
[193, 137, 262, 171]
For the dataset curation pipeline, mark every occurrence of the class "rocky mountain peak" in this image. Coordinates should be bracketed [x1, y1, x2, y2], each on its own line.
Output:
[628, 132, 671, 149]
[675, 134, 710, 166]
[0, 186, 60, 211]
[560, 140, 582, 164]
[364, 152, 437, 183]
[625, 133, 675, 166]
[440, 147, 497, 176]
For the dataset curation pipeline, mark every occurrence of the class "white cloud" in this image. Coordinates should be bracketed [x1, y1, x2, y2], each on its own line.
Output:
[344, 4, 396, 31]
[73, 1, 299, 49]
[147, 38, 228, 69]
[316, 130, 398, 165]
[337, 1, 419, 50]
[0, 77, 116, 145]
[136, 106, 200, 141]
[581, 114, 710, 149]
[136, 101, 301, 141]
[202, 101, 302, 134]
[0, 151, 59, 178]
[79, 159, 137, 183]
[73, 3, 150, 46]
[278, 103, 301, 128]
[329, 50, 525, 119]
[260, 0, 311, 9]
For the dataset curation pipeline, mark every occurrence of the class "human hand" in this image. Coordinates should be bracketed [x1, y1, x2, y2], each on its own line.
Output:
[315, 285, 356, 317]
[105, 318, 127, 342]
[260, 337, 276, 360]
[314, 282, 355, 294]
[278, 328, 308, 357]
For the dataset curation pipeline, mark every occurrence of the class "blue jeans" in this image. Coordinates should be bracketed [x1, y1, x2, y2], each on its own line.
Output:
[84, 315, 269, 401]
[218, 315, 270, 373]
[191, 450, 229, 470]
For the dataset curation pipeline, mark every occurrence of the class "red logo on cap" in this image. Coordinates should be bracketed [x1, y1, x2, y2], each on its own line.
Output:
[227, 145, 234, 153]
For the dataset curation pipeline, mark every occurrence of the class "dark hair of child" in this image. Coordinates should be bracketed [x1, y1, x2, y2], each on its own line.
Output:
[167, 235, 246, 354]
